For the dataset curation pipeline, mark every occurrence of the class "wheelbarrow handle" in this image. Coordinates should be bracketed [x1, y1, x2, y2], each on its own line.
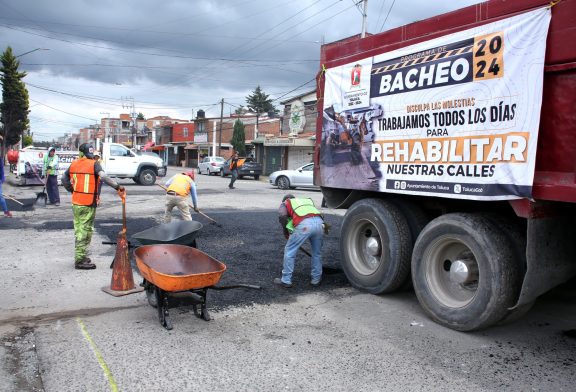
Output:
[102, 241, 138, 249]
[210, 284, 262, 290]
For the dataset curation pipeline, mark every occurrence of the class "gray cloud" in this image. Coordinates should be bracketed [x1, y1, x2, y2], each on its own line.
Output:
[0, 0, 483, 140]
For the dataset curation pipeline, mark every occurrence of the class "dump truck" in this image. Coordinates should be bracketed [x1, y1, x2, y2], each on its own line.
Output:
[315, 0, 575, 331]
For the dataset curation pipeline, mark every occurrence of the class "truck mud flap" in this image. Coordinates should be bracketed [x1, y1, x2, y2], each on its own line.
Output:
[512, 216, 576, 309]
[321, 188, 369, 209]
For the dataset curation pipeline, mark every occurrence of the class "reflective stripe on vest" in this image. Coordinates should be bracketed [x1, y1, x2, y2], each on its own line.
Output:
[69, 158, 98, 206]
[167, 174, 192, 196]
[285, 198, 321, 232]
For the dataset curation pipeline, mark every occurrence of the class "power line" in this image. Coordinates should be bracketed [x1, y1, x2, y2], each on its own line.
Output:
[380, 0, 396, 32]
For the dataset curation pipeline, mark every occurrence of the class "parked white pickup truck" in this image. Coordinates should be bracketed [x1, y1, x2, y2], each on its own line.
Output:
[13, 142, 166, 186]
[100, 142, 166, 185]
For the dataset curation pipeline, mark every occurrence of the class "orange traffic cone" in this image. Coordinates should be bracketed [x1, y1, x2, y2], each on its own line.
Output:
[102, 192, 144, 296]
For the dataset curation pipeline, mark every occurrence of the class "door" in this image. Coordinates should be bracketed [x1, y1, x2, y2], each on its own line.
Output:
[292, 163, 314, 187]
[105, 144, 138, 176]
[265, 147, 282, 175]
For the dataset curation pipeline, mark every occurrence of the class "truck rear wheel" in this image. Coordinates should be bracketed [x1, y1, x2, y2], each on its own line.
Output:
[389, 198, 430, 290]
[340, 199, 412, 294]
[139, 169, 156, 185]
[411, 213, 520, 331]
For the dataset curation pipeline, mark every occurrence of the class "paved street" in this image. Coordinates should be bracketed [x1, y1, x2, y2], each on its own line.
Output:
[0, 166, 575, 391]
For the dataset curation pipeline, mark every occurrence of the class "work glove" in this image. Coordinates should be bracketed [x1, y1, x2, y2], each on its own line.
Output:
[193, 206, 199, 213]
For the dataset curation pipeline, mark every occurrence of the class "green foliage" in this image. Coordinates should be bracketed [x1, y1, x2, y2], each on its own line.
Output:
[234, 105, 248, 115]
[22, 134, 33, 147]
[0, 46, 30, 148]
[230, 119, 246, 156]
[137, 112, 145, 120]
[246, 86, 277, 115]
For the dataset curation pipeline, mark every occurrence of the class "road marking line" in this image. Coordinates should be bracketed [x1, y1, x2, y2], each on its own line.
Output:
[76, 317, 119, 392]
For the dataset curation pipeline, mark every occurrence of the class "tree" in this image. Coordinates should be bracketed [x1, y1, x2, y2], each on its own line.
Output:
[137, 112, 145, 120]
[230, 119, 246, 156]
[234, 105, 249, 115]
[246, 86, 277, 116]
[22, 134, 33, 147]
[0, 46, 30, 158]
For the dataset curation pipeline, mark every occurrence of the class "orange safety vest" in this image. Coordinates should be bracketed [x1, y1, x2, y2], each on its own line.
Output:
[167, 174, 192, 196]
[69, 158, 98, 206]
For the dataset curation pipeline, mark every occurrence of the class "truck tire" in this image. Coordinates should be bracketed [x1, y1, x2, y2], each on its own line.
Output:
[138, 169, 156, 186]
[340, 198, 412, 294]
[411, 213, 520, 331]
[277, 176, 290, 190]
[482, 214, 535, 325]
[254, 175, 260, 181]
[389, 198, 430, 289]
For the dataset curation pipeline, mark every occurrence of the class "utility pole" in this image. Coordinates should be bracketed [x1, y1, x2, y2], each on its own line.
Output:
[218, 98, 224, 156]
[100, 112, 110, 144]
[122, 96, 137, 148]
[361, 0, 368, 38]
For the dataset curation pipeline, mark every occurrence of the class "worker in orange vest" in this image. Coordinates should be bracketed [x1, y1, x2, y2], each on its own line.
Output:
[164, 170, 199, 222]
[62, 143, 125, 270]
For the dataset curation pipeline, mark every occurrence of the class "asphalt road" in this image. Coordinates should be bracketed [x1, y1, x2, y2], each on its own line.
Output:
[0, 166, 575, 391]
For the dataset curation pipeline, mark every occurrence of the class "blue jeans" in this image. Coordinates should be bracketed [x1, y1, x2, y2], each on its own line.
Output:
[0, 182, 7, 213]
[229, 169, 238, 188]
[46, 174, 60, 204]
[282, 216, 324, 284]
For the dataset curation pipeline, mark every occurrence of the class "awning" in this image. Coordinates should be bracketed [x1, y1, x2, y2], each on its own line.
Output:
[142, 141, 155, 150]
[151, 145, 165, 151]
[184, 144, 198, 150]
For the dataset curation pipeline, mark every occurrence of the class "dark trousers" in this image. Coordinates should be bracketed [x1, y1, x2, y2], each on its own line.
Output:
[46, 174, 60, 204]
[229, 169, 238, 188]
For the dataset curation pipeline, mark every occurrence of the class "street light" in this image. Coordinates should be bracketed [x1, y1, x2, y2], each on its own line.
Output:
[15, 48, 49, 58]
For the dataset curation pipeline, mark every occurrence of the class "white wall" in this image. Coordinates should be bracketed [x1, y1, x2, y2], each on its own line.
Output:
[287, 147, 313, 170]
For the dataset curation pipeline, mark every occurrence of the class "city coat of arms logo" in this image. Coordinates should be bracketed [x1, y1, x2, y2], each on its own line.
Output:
[351, 64, 362, 87]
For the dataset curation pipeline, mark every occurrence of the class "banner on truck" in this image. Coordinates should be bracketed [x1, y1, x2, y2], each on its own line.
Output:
[320, 8, 551, 200]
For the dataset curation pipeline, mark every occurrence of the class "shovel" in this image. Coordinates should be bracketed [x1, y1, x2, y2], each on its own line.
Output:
[35, 182, 48, 206]
[31, 166, 48, 206]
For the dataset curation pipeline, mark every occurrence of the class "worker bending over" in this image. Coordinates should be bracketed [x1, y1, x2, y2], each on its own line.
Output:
[274, 194, 324, 288]
[164, 171, 199, 222]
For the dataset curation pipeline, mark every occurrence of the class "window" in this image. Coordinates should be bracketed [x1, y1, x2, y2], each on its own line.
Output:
[183, 127, 188, 137]
[302, 164, 314, 171]
[110, 145, 129, 157]
[197, 121, 205, 133]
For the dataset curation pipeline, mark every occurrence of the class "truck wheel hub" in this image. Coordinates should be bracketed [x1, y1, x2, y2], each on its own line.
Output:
[449, 258, 479, 284]
[365, 237, 380, 257]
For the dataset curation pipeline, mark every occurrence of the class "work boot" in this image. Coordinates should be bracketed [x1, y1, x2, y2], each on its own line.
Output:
[75, 257, 96, 270]
[310, 278, 322, 287]
[273, 278, 292, 288]
[4, 211, 13, 217]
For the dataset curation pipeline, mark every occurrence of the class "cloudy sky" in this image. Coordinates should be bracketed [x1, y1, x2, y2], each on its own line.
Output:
[0, 0, 483, 141]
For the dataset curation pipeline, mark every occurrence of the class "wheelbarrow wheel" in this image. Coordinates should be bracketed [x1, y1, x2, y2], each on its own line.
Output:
[146, 285, 158, 308]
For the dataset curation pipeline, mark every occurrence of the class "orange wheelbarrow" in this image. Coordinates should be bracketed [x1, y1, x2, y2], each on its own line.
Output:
[135, 244, 260, 330]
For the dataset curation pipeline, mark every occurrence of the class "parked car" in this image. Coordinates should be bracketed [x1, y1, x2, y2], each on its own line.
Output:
[220, 157, 262, 180]
[198, 156, 226, 176]
[269, 163, 318, 190]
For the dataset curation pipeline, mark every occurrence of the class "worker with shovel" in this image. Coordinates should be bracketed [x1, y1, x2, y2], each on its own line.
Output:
[163, 170, 199, 223]
[62, 143, 125, 270]
[42, 146, 60, 206]
[274, 194, 325, 288]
